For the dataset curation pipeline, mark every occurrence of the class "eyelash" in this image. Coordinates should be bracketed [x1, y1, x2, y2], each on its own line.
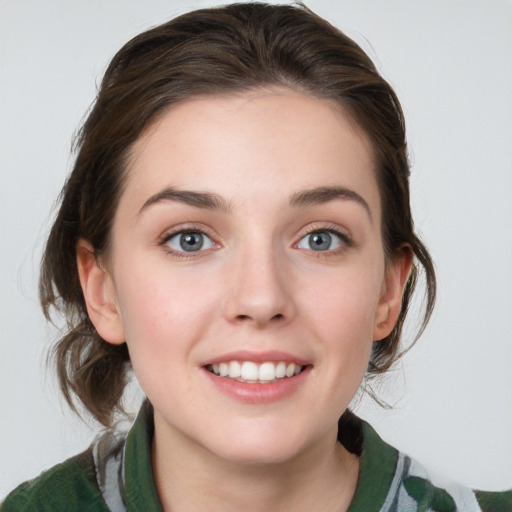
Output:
[158, 223, 352, 259]
[158, 226, 219, 259]
[296, 224, 352, 256]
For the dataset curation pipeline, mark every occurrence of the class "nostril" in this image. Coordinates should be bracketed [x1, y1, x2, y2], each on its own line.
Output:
[234, 313, 284, 323]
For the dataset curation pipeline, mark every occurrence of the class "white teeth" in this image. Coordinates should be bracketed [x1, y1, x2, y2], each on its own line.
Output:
[228, 361, 241, 378]
[240, 361, 259, 380]
[208, 360, 304, 383]
[258, 362, 275, 381]
[275, 362, 286, 378]
[219, 362, 229, 377]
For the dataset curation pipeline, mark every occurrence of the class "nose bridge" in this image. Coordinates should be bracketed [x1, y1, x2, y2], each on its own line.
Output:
[223, 233, 294, 327]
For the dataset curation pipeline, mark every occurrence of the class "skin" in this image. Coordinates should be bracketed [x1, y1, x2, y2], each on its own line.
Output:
[77, 88, 412, 512]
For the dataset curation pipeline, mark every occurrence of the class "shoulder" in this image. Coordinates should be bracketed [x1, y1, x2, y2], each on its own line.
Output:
[1, 449, 110, 512]
[342, 413, 512, 512]
[399, 454, 512, 512]
[397, 455, 512, 511]
[474, 489, 512, 512]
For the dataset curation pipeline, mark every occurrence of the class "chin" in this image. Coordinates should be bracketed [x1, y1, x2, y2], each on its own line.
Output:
[202, 422, 315, 466]
[211, 440, 305, 466]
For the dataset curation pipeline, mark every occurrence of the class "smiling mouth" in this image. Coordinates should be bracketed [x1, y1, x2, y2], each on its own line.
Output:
[206, 361, 306, 384]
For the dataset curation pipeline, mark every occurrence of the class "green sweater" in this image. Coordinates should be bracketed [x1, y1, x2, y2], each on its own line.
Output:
[2, 402, 511, 511]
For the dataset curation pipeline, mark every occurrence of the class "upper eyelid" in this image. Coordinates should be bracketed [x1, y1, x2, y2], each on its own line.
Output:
[161, 227, 208, 240]
[159, 223, 218, 242]
[296, 223, 351, 240]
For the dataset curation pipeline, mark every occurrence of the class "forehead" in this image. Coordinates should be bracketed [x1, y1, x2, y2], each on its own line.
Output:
[122, 89, 380, 216]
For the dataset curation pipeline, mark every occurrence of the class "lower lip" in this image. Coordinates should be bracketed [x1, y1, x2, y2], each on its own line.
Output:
[202, 366, 311, 404]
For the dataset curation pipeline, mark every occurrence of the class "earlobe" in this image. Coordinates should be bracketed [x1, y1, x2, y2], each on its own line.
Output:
[76, 239, 125, 345]
[373, 246, 413, 341]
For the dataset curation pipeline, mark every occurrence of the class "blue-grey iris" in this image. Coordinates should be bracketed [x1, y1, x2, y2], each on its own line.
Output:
[309, 232, 331, 251]
[180, 233, 204, 252]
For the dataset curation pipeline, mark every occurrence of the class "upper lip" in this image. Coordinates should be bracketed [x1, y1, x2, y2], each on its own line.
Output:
[201, 350, 311, 367]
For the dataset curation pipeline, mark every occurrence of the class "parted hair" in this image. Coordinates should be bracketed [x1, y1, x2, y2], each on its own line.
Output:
[40, 2, 436, 427]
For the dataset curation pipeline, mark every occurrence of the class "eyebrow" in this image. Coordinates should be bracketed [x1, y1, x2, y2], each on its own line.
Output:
[138, 187, 231, 215]
[138, 184, 371, 220]
[289, 186, 372, 220]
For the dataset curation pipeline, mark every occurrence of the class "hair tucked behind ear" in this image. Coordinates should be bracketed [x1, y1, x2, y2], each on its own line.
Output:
[41, 2, 435, 426]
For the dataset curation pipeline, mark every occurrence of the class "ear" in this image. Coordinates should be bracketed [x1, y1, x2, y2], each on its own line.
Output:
[76, 239, 125, 345]
[373, 245, 413, 341]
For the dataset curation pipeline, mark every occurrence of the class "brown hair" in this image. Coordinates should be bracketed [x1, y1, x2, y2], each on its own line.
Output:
[40, 2, 435, 426]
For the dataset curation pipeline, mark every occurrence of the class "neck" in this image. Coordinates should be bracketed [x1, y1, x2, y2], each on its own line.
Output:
[151, 414, 359, 512]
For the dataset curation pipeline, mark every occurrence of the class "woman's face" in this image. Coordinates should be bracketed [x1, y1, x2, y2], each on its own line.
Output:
[83, 89, 409, 464]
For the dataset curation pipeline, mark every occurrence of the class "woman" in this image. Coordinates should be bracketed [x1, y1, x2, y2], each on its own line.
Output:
[2, 3, 511, 511]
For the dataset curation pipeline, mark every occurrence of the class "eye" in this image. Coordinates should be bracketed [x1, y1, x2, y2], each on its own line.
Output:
[297, 230, 344, 252]
[164, 231, 215, 253]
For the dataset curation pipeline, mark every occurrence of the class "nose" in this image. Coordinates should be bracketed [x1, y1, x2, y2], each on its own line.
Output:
[223, 244, 296, 328]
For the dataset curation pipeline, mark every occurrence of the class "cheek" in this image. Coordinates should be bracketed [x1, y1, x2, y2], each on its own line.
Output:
[300, 265, 383, 335]
[293, 274, 379, 422]
[296, 266, 383, 377]
[112, 258, 222, 358]
[114, 278, 206, 403]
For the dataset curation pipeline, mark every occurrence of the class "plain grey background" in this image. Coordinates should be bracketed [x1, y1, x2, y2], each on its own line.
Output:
[1, 0, 511, 498]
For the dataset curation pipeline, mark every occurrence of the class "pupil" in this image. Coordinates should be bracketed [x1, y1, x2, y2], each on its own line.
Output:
[180, 233, 203, 251]
[310, 232, 331, 251]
